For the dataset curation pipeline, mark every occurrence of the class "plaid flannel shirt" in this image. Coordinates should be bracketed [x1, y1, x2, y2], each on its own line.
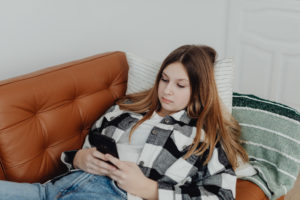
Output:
[61, 105, 236, 200]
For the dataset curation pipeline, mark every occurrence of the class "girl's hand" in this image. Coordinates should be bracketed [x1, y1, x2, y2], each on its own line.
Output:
[73, 147, 117, 175]
[105, 154, 158, 200]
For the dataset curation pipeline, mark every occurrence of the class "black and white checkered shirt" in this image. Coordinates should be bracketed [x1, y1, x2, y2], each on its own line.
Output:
[61, 105, 236, 200]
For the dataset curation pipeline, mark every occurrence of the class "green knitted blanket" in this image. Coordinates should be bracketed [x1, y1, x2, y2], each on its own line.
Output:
[232, 92, 300, 200]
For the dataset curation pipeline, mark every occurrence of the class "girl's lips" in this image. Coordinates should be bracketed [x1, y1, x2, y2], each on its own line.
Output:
[162, 97, 173, 104]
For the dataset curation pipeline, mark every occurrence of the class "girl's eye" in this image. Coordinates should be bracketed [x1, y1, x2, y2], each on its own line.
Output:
[177, 84, 185, 88]
[161, 78, 168, 82]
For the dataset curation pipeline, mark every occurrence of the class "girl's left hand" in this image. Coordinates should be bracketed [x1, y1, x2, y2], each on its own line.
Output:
[105, 154, 158, 199]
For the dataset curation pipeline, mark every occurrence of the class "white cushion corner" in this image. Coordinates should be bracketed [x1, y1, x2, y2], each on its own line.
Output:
[125, 52, 161, 95]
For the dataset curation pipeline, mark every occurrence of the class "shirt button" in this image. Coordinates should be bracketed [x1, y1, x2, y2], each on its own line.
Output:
[151, 129, 157, 135]
[139, 161, 144, 166]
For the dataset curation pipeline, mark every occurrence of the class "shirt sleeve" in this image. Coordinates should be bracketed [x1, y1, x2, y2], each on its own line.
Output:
[60, 104, 119, 170]
[157, 143, 237, 200]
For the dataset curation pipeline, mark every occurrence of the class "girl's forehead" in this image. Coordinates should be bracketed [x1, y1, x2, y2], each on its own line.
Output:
[162, 62, 189, 80]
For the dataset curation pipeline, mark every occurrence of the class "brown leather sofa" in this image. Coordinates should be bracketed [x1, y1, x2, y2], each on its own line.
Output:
[0, 51, 284, 200]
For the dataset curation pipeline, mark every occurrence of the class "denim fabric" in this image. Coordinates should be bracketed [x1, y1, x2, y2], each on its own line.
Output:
[0, 170, 127, 200]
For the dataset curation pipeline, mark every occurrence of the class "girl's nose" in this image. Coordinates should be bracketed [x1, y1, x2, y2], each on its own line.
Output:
[164, 84, 173, 95]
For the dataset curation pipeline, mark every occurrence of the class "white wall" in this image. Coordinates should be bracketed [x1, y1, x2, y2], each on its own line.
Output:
[0, 0, 228, 81]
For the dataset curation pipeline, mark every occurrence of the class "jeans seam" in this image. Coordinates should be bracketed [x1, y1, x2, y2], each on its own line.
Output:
[69, 172, 91, 187]
[56, 172, 92, 199]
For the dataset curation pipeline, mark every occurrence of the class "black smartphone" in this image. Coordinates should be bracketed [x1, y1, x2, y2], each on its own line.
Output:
[90, 133, 119, 159]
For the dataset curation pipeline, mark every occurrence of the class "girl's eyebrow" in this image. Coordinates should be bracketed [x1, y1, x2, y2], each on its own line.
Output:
[162, 72, 189, 82]
[162, 72, 168, 77]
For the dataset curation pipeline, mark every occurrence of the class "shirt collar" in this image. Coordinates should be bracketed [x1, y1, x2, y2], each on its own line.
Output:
[151, 109, 193, 125]
[169, 109, 192, 125]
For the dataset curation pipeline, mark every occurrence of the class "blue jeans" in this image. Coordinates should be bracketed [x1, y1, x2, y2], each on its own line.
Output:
[0, 170, 127, 200]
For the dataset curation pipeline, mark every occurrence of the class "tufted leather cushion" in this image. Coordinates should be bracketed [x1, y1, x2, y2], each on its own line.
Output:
[0, 51, 128, 183]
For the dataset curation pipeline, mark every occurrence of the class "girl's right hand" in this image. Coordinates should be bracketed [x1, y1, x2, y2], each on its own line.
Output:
[73, 147, 117, 175]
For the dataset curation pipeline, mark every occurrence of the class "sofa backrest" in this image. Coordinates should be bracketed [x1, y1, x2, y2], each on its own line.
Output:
[0, 51, 128, 183]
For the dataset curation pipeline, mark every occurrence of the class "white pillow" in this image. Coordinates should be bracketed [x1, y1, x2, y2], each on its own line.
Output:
[125, 52, 233, 112]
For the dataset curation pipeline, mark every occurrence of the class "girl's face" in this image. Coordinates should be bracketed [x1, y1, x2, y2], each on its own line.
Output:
[158, 62, 191, 116]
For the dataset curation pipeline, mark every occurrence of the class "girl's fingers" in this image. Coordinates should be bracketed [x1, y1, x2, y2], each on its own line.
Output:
[105, 154, 123, 169]
[89, 165, 109, 175]
[92, 158, 113, 170]
[92, 158, 103, 167]
[76, 148, 118, 176]
[91, 148, 117, 169]
[88, 158, 116, 176]
[109, 173, 124, 185]
[110, 169, 123, 178]
[91, 148, 108, 161]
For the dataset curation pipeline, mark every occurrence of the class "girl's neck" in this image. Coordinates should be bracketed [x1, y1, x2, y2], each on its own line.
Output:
[156, 109, 170, 117]
[156, 109, 183, 117]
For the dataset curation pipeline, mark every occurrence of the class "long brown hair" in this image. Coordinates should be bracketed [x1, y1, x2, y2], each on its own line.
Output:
[118, 45, 248, 169]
